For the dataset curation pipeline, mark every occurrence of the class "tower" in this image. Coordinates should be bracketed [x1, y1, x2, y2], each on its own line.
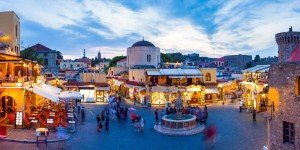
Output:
[275, 26, 300, 63]
[97, 50, 101, 60]
[82, 48, 87, 59]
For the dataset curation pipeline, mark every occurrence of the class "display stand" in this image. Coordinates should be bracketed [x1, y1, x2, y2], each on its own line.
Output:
[36, 128, 49, 147]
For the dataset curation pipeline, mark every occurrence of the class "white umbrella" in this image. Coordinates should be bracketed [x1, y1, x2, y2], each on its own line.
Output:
[59, 91, 82, 99]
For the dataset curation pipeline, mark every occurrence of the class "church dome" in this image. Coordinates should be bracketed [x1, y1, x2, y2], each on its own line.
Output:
[132, 40, 155, 47]
[288, 45, 300, 62]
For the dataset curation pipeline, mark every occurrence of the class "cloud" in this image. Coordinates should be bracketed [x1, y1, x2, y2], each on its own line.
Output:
[2, 0, 300, 59]
[0, 0, 86, 30]
[212, 0, 300, 57]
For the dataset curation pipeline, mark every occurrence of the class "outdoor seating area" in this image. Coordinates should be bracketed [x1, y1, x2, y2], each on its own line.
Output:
[23, 100, 72, 130]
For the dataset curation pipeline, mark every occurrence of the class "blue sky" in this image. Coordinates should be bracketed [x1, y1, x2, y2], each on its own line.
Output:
[1, 0, 300, 59]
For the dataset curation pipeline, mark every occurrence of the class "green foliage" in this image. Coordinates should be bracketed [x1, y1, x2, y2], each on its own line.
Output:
[57, 51, 63, 60]
[161, 53, 174, 63]
[20, 48, 44, 65]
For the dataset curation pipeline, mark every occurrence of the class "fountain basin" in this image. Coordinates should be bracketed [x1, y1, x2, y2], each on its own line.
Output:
[161, 114, 196, 131]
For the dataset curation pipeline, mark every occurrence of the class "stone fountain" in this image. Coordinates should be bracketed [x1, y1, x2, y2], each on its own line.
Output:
[154, 91, 205, 135]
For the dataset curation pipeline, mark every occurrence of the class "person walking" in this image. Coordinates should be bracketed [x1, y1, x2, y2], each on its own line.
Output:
[204, 105, 208, 112]
[140, 116, 145, 132]
[81, 107, 85, 123]
[161, 109, 165, 123]
[239, 101, 242, 112]
[77, 101, 81, 114]
[252, 108, 256, 122]
[96, 115, 102, 132]
[155, 109, 159, 125]
[134, 97, 137, 105]
[105, 113, 109, 131]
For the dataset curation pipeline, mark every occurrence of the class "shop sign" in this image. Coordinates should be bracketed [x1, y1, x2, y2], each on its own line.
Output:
[16, 112, 23, 126]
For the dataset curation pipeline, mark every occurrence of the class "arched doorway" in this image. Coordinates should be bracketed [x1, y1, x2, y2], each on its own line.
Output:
[0, 96, 16, 118]
[244, 89, 254, 108]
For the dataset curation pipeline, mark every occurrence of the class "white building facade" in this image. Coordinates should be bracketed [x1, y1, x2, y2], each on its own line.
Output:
[60, 60, 87, 70]
[127, 40, 161, 69]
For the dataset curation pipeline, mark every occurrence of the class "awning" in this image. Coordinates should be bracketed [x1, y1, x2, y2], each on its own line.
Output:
[59, 91, 82, 99]
[95, 87, 110, 91]
[169, 76, 186, 78]
[124, 84, 141, 89]
[205, 88, 219, 94]
[186, 76, 202, 78]
[41, 83, 62, 94]
[29, 85, 59, 103]
[186, 86, 202, 92]
[147, 70, 161, 76]
[114, 81, 123, 86]
[136, 87, 146, 93]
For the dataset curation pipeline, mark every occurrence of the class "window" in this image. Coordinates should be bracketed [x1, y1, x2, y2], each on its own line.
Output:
[205, 73, 211, 81]
[147, 54, 151, 62]
[296, 77, 300, 95]
[44, 53, 47, 57]
[283, 121, 295, 144]
[77, 64, 80, 67]
[15, 25, 18, 37]
[44, 59, 48, 66]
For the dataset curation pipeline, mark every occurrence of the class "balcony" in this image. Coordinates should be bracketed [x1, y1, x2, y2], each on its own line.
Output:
[0, 76, 39, 87]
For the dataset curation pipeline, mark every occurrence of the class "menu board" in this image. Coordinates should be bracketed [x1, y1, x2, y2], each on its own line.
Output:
[16, 112, 23, 126]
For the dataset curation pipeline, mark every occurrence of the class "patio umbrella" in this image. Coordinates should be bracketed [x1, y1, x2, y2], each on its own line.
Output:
[59, 91, 82, 99]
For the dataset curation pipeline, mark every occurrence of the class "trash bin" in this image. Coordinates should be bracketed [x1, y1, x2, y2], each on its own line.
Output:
[0, 126, 7, 138]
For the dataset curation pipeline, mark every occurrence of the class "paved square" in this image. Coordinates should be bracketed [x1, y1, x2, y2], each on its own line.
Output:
[0, 101, 267, 150]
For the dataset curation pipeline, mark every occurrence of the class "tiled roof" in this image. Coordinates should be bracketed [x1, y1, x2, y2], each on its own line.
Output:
[213, 57, 224, 62]
[63, 82, 109, 87]
[29, 43, 52, 51]
[126, 81, 144, 86]
[118, 59, 127, 62]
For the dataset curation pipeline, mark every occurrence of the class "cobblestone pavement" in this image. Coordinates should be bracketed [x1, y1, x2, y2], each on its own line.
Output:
[0, 100, 267, 150]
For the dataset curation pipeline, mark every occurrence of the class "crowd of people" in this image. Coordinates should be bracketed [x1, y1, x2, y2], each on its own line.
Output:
[95, 95, 130, 132]
[155, 105, 209, 125]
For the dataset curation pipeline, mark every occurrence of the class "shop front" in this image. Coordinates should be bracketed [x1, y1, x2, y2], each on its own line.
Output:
[204, 87, 219, 103]
[95, 86, 110, 102]
[79, 87, 95, 102]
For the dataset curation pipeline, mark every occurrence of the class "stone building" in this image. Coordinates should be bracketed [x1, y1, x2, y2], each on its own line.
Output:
[224, 54, 252, 73]
[29, 44, 58, 75]
[268, 27, 300, 149]
[276, 26, 300, 63]
[0, 11, 20, 56]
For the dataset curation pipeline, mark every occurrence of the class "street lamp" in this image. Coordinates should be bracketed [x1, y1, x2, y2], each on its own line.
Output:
[267, 99, 275, 120]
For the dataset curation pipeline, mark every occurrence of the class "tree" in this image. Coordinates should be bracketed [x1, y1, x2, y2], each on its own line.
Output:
[254, 55, 260, 62]
[57, 51, 63, 60]
[20, 48, 44, 65]
[161, 53, 173, 63]
[104, 56, 126, 73]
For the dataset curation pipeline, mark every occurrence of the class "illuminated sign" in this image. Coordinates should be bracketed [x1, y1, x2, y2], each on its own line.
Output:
[16, 112, 23, 126]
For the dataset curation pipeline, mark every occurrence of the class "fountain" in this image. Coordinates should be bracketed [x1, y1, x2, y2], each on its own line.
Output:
[154, 91, 205, 135]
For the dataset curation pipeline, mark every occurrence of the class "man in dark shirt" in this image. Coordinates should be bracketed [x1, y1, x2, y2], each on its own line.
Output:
[155, 109, 159, 125]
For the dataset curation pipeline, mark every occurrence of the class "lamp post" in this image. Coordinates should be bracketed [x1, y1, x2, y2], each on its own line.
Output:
[267, 99, 275, 120]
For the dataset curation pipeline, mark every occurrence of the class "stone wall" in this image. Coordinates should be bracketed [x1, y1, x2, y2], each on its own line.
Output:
[268, 62, 300, 149]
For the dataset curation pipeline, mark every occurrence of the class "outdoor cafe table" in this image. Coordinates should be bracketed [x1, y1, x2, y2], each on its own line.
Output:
[50, 112, 55, 117]
[68, 113, 73, 118]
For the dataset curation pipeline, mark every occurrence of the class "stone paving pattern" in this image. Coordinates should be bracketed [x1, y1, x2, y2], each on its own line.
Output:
[0, 100, 267, 150]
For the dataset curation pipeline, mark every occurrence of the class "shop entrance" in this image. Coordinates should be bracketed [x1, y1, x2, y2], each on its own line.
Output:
[0, 96, 15, 118]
